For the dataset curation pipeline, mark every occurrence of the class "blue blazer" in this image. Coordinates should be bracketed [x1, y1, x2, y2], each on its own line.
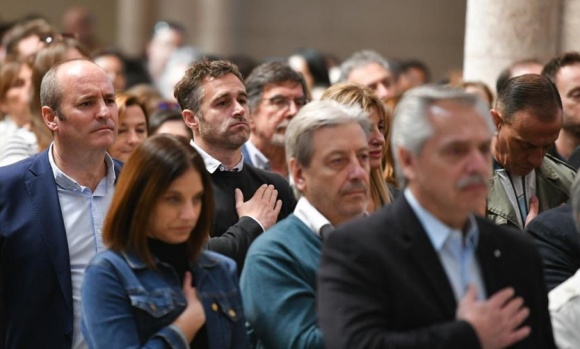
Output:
[0, 149, 122, 348]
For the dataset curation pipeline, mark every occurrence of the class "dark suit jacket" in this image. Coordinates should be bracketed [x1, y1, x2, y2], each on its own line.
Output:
[0, 149, 122, 348]
[525, 204, 580, 291]
[317, 195, 555, 349]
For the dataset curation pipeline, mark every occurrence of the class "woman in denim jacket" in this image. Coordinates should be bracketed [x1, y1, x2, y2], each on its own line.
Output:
[81, 135, 249, 349]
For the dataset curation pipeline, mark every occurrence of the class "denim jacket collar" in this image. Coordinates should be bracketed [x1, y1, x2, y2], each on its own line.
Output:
[121, 249, 222, 271]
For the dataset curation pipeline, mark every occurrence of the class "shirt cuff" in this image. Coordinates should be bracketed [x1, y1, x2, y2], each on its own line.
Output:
[244, 215, 266, 232]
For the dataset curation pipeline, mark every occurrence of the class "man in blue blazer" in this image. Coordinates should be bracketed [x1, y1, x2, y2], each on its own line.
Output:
[0, 59, 121, 348]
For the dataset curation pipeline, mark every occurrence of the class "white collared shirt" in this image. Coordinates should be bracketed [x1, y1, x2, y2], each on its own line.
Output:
[190, 139, 266, 231]
[405, 189, 486, 301]
[48, 143, 116, 349]
[190, 139, 244, 173]
[293, 197, 332, 238]
[549, 269, 580, 349]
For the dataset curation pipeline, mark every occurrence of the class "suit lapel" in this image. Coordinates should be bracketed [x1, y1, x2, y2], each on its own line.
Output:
[396, 197, 457, 317]
[476, 220, 503, 296]
[25, 150, 72, 309]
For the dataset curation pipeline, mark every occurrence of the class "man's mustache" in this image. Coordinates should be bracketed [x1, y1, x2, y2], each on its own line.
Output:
[456, 174, 488, 190]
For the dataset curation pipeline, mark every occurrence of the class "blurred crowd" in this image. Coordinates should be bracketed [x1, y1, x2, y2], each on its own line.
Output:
[3, 6, 580, 349]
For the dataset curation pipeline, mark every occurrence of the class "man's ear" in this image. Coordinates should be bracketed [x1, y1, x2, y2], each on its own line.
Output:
[397, 147, 416, 183]
[42, 106, 58, 131]
[182, 109, 198, 131]
[289, 157, 306, 193]
[490, 109, 503, 131]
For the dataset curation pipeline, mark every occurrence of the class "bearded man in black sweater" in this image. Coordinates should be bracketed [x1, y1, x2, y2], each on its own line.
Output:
[174, 60, 296, 272]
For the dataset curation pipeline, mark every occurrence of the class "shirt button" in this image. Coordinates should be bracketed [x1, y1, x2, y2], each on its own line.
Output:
[211, 303, 218, 312]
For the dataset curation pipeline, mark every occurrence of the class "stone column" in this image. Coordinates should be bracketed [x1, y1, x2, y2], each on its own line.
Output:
[463, 0, 560, 93]
[561, 0, 580, 53]
[196, 0, 241, 56]
[116, 0, 157, 57]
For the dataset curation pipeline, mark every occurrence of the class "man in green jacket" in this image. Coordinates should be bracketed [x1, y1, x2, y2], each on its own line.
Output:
[487, 74, 576, 230]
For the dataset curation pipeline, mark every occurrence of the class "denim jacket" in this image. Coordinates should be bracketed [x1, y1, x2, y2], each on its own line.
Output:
[81, 249, 250, 349]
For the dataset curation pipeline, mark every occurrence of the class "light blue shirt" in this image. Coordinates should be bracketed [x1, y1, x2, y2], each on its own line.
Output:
[243, 141, 271, 171]
[48, 143, 116, 349]
[190, 139, 265, 231]
[404, 188, 486, 301]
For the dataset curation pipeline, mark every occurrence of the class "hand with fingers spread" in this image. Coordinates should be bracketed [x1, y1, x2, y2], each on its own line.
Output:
[235, 184, 282, 231]
[457, 285, 530, 349]
[172, 272, 206, 342]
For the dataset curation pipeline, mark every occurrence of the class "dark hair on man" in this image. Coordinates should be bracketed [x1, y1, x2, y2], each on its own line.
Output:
[542, 52, 580, 84]
[495, 74, 562, 123]
[400, 59, 431, 83]
[245, 61, 307, 112]
[292, 48, 331, 86]
[496, 58, 542, 93]
[104, 134, 214, 268]
[173, 59, 243, 114]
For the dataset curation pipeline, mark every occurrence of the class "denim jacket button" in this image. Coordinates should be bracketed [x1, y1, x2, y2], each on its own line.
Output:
[211, 303, 218, 312]
[228, 309, 236, 318]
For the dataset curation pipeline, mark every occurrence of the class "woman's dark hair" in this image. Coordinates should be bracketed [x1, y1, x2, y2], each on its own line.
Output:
[103, 134, 214, 267]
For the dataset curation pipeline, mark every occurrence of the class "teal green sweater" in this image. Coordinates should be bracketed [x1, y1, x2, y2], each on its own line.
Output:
[240, 214, 323, 349]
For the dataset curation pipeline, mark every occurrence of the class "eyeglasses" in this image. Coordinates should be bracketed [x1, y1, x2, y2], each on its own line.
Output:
[262, 96, 309, 110]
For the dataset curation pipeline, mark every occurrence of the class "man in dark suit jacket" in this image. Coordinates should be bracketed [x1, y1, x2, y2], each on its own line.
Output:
[0, 59, 121, 348]
[317, 85, 555, 348]
[525, 204, 580, 291]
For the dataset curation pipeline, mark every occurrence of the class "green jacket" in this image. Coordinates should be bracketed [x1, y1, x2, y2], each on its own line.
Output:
[486, 154, 576, 229]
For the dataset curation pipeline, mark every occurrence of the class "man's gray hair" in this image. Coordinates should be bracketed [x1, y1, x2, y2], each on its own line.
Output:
[338, 50, 391, 83]
[570, 172, 580, 233]
[391, 84, 495, 184]
[285, 100, 371, 169]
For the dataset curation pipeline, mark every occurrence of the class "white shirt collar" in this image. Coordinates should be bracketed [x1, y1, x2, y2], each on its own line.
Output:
[293, 196, 332, 238]
[190, 139, 244, 173]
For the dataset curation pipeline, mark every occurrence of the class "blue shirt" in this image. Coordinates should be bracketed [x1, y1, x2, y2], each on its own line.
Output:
[48, 143, 116, 349]
[405, 189, 486, 301]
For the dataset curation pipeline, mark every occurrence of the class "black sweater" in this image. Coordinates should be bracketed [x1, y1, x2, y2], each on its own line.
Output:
[206, 164, 296, 272]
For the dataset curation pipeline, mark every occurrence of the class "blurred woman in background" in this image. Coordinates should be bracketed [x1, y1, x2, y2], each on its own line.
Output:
[0, 59, 33, 153]
[0, 36, 86, 165]
[108, 92, 148, 162]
